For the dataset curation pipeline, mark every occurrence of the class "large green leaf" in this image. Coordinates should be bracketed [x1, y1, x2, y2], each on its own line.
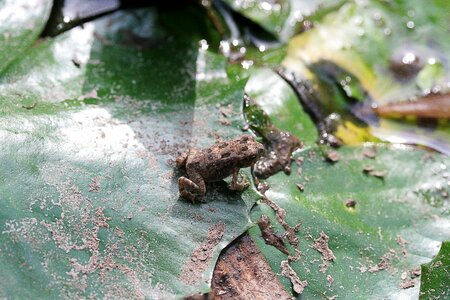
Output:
[249, 145, 449, 298]
[0, 8, 260, 298]
[0, 0, 52, 74]
[420, 241, 450, 299]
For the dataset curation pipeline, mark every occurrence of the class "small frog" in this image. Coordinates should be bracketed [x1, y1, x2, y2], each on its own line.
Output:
[176, 135, 264, 203]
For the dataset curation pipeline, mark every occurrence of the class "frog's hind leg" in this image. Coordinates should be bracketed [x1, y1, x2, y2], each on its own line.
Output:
[178, 169, 206, 203]
[230, 168, 249, 192]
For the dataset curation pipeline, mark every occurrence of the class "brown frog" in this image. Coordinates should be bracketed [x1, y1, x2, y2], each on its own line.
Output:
[176, 135, 264, 203]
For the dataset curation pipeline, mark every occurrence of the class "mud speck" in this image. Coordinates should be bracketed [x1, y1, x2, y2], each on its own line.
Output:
[326, 151, 341, 163]
[89, 177, 101, 193]
[179, 222, 226, 285]
[297, 183, 305, 192]
[363, 165, 374, 173]
[400, 280, 415, 289]
[262, 198, 300, 248]
[369, 170, 387, 178]
[280, 260, 308, 294]
[396, 235, 408, 256]
[326, 274, 334, 287]
[257, 215, 289, 255]
[345, 199, 357, 208]
[312, 232, 336, 272]
[368, 249, 397, 273]
[362, 147, 377, 159]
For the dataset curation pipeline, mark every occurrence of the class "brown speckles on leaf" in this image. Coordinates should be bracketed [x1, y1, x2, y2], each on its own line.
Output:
[368, 249, 397, 273]
[257, 215, 289, 255]
[326, 274, 334, 287]
[345, 199, 357, 208]
[326, 151, 341, 163]
[362, 147, 377, 159]
[280, 260, 308, 294]
[179, 222, 226, 286]
[396, 235, 408, 256]
[312, 232, 336, 273]
[89, 177, 101, 193]
[400, 280, 415, 289]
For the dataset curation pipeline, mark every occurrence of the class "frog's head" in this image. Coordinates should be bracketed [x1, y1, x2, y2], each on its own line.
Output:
[236, 135, 265, 167]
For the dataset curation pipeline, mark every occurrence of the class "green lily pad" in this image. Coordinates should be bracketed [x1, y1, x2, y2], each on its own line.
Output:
[0, 8, 260, 298]
[0, 0, 52, 74]
[249, 145, 449, 298]
[420, 241, 450, 299]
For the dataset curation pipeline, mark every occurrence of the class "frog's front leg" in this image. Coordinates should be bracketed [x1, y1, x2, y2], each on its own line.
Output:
[178, 169, 206, 203]
[230, 168, 249, 192]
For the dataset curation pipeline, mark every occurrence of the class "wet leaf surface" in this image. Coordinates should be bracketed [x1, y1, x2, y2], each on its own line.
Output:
[249, 145, 449, 298]
[0, 8, 259, 298]
[0, 0, 52, 74]
[1, 1, 450, 299]
[420, 241, 450, 299]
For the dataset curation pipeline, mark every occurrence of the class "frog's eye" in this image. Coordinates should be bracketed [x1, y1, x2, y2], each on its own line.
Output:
[240, 146, 248, 151]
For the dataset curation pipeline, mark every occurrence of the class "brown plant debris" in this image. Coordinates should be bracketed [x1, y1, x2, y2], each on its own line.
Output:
[396, 235, 408, 256]
[296, 183, 305, 192]
[368, 249, 397, 273]
[363, 165, 374, 172]
[262, 198, 301, 248]
[211, 235, 291, 299]
[258, 215, 289, 255]
[296, 156, 304, 176]
[326, 274, 334, 287]
[280, 260, 308, 294]
[313, 232, 336, 262]
[400, 280, 415, 289]
[326, 150, 341, 163]
[410, 267, 421, 278]
[362, 147, 377, 159]
[312, 232, 336, 273]
[89, 177, 101, 192]
[345, 199, 357, 208]
[179, 222, 226, 285]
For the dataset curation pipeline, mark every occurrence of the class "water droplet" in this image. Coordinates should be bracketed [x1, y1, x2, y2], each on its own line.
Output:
[440, 164, 447, 170]
[241, 60, 253, 70]
[432, 85, 442, 93]
[406, 21, 415, 29]
[372, 12, 382, 21]
[63, 16, 71, 23]
[258, 45, 266, 52]
[383, 27, 391, 36]
[260, 1, 272, 11]
[428, 57, 437, 65]
[407, 9, 415, 18]
[219, 40, 230, 55]
[402, 52, 416, 64]
[357, 29, 365, 37]
[353, 16, 363, 25]
[199, 39, 209, 51]
[294, 11, 303, 22]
